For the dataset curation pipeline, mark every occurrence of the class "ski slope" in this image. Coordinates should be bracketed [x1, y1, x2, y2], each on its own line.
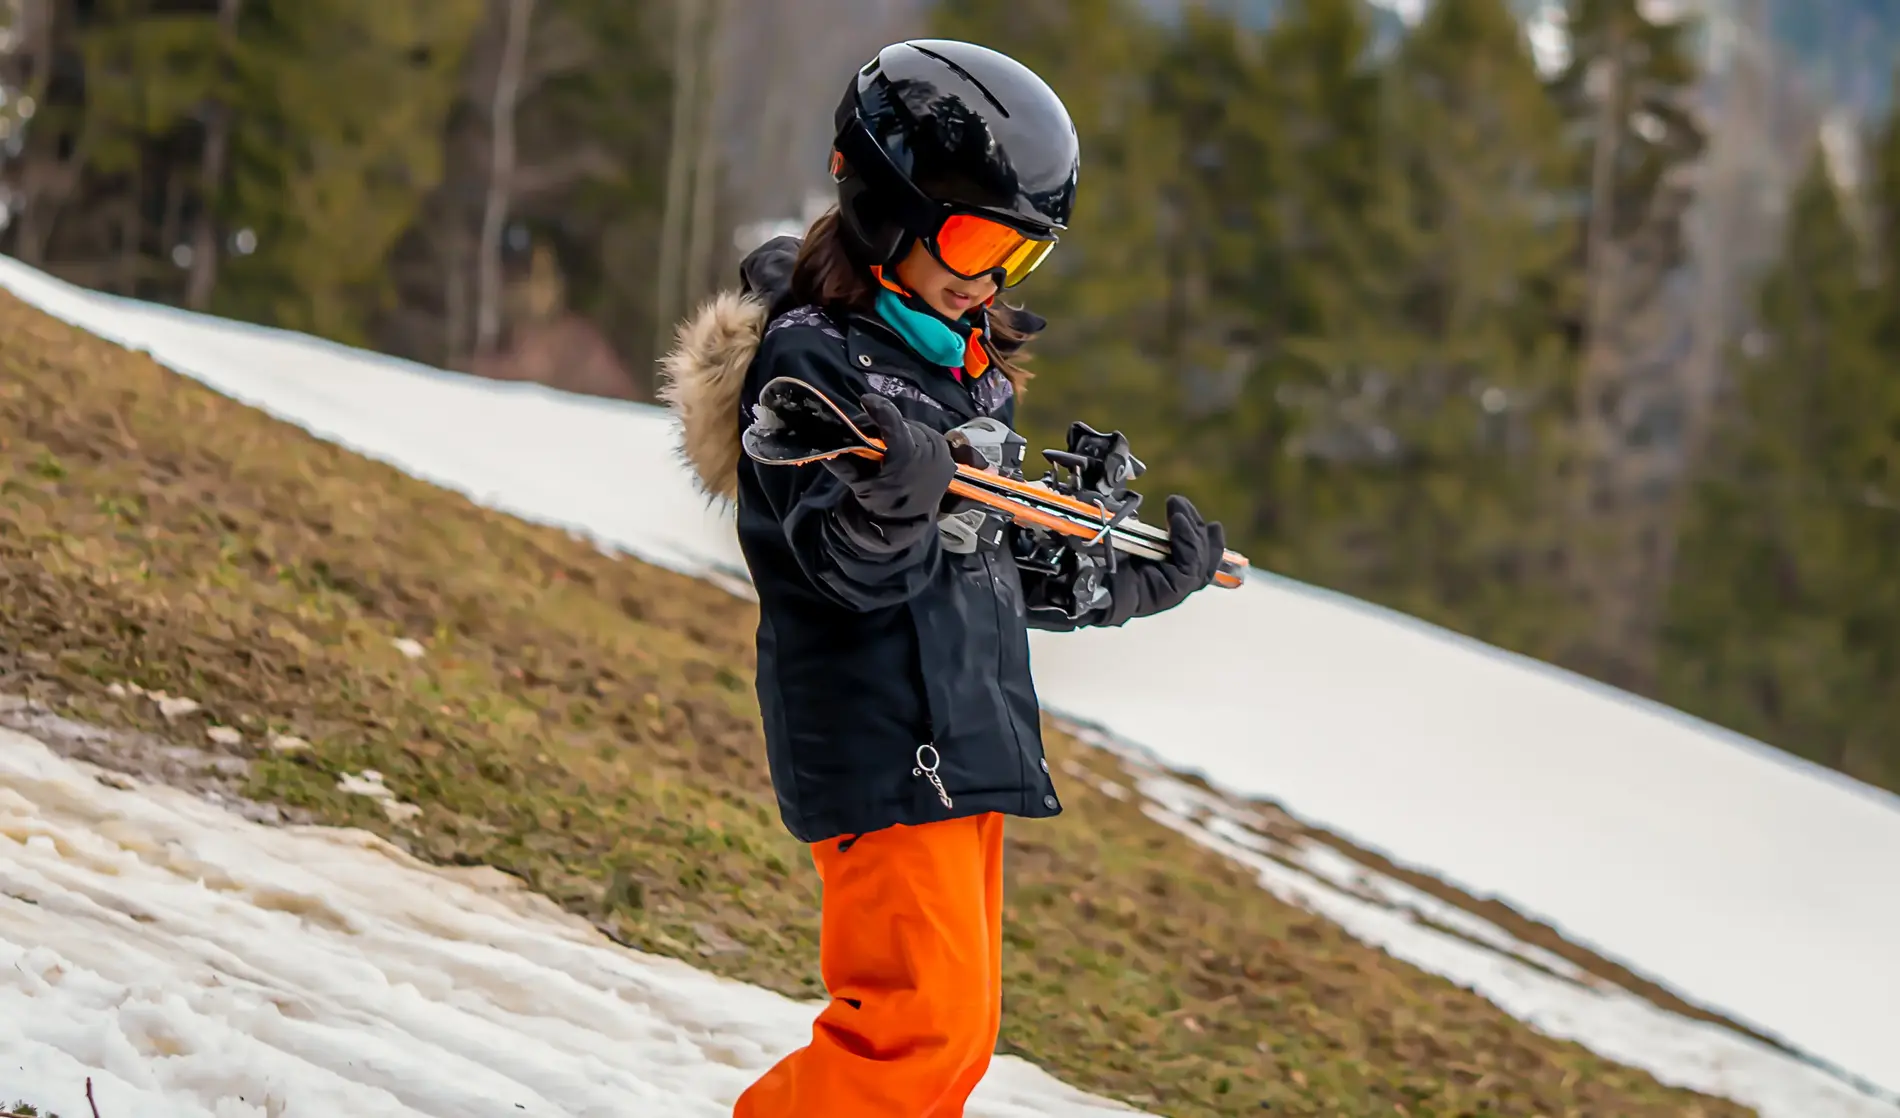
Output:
[2, 257, 1897, 1110]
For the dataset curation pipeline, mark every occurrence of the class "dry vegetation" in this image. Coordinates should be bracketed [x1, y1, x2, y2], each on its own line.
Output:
[0, 290, 1754, 1117]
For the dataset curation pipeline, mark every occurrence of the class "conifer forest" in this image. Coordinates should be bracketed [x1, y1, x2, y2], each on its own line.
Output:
[4, 0, 1898, 795]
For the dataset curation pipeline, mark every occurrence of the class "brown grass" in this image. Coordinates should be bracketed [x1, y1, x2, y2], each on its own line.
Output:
[0, 288, 1756, 1117]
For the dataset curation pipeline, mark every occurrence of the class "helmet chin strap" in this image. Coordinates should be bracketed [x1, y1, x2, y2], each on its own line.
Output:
[870, 264, 1001, 322]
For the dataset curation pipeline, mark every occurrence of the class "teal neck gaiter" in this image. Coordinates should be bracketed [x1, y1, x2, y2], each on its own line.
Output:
[874, 287, 972, 369]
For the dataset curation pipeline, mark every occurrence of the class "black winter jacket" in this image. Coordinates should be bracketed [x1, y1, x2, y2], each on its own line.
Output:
[660, 238, 1132, 844]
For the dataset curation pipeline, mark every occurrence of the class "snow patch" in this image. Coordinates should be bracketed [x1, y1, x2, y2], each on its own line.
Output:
[0, 728, 1149, 1118]
[1101, 754, 1896, 1118]
[335, 771, 424, 826]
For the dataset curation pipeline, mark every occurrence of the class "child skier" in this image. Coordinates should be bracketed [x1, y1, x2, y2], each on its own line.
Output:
[659, 38, 1226, 1117]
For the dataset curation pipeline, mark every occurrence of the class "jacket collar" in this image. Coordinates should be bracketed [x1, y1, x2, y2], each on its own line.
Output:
[843, 311, 981, 421]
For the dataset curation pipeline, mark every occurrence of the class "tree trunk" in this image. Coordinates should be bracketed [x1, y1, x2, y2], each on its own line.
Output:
[186, 0, 242, 310]
[475, 0, 536, 359]
[1653, 0, 1772, 605]
[1570, 22, 1632, 682]
[117, 162, 144, 296]
[446, 222, 471, 370]
[11, 0, 58, 266]
[159, 163, 187, 282]
[682, 0, 729, 311]
[1577, 46, 1623, 473]
[653, 0, 703, 356]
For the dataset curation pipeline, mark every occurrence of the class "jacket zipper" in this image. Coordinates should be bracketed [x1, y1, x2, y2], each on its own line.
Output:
[857, 329, 992, 813]
[980, 547, 1035, 804]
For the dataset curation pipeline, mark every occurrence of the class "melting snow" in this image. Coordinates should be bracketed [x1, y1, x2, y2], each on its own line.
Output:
[0, 729, 1147, 1118]
[1075, 731, 1897, 1118]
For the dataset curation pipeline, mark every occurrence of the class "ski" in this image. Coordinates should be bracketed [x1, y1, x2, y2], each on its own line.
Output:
[741, 376, 1249, 589]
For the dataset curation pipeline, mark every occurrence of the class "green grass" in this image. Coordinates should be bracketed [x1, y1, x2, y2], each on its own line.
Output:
[0, 289, 1753, 1117]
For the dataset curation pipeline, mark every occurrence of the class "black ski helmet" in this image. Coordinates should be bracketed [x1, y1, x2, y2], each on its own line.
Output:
[830, 39, 1079, 274]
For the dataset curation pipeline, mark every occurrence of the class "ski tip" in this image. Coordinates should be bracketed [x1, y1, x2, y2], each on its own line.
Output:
[1214, 550, 1249, 589]
[742, 376, 887, 467]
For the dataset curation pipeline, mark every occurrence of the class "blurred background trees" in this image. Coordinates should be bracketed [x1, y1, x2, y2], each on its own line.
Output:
[1, 0, 1896, 793]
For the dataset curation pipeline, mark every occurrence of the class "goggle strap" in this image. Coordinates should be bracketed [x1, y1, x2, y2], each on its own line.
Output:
[833, 119, 943, 242]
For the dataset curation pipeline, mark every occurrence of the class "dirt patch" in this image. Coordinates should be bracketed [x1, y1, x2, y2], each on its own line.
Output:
[0, 692, 308, 827]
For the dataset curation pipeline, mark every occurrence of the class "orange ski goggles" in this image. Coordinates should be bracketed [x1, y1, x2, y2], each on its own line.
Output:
[925, 212, 1057, 288]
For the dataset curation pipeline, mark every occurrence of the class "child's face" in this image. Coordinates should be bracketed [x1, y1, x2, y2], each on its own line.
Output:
[893, 240, 997, 321]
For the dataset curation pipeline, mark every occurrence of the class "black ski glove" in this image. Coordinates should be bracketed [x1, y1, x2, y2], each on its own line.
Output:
[1100, 494, 1225, 625]
[823, 393, 957, 553]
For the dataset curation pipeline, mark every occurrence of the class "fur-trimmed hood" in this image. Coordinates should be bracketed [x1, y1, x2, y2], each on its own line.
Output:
[656, 234, 802, 501]
[655, 289, 768, 502]
[656, 233, 1047, 501]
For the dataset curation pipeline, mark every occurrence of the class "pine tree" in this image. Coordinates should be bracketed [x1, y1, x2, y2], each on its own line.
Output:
[1547, 0, 1706, 688]
[496, 0, 673, 394]
[0, 0, 226, 294]
[1, 0, 681, 388]
[0, 1, 480, 342]
[216, 0, 485, 345]
[1230, 0, 1395, 576]
[1132, 8, 1294, 538]
[373, 0, 673, 389]
[1286, 0, 1580, 652]
[1662, 143, 1900, 791]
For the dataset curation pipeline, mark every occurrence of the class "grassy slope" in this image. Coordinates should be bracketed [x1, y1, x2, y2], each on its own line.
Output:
[0, 290, 1750, 1118]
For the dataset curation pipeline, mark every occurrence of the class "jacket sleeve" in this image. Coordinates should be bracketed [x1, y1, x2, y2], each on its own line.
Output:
[743, 332, 942, 611]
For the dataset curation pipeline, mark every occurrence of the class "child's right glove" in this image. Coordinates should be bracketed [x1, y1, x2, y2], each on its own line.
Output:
[822, 393, 957, 553]
[1099, 494, 1225, 624]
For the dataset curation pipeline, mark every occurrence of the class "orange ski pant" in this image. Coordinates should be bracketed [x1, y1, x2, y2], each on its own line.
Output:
[733, 811, 1005, 1118]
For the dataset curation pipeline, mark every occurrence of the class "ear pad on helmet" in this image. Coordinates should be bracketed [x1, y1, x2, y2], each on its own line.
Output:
[837, 171, 911, 269]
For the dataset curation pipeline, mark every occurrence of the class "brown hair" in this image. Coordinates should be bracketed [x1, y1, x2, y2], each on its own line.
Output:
[791, 208, 1037, 393]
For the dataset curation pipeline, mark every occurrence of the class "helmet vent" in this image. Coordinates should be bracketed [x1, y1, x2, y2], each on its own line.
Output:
[907, 43, 1011, 118]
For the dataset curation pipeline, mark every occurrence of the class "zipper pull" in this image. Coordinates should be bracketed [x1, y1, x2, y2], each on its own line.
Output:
[913, 744, 954, 809]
